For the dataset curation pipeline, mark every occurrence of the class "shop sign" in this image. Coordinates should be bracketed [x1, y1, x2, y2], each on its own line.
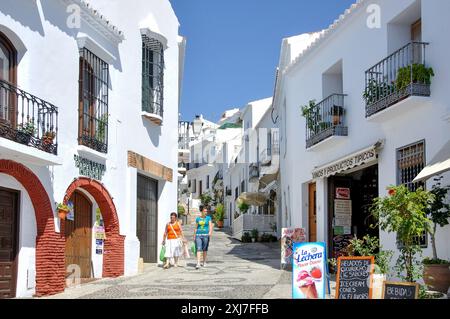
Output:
[382, 282, 419, 299]
[332, 234, 353, 259]
[281, 228, 306, 266]
[336, 188, 350, 199]
[336, 256, 374, 299]
[292, 242, 327, 299]
[312, 147, 377, 179]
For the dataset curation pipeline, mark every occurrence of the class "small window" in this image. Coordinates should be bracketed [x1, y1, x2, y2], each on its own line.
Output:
[78, 48, 109, 153]
[0, 31, 17, 125]
[142, 35, 164, 117]
[206, 175, 210, 189]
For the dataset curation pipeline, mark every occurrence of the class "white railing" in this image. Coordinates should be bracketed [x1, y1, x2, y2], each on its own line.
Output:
[232, 214, 276, 240]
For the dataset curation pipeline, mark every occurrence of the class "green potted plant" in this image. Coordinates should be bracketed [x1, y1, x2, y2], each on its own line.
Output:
[16, 120, 36, 145]
[300, 100, 320, 133]
[423, 185, 450, 293]
[347, 235, 393, 299]
[200, 192, 213, 211]
[371, 185, 434, 283]
[214, 203, 225, 228]
[56, 203, 70, 220]
[251, 228, 259, 243]
[396, 63, 434, 92]
[238, 201, 249, 214]
[241, 232, 252, 243]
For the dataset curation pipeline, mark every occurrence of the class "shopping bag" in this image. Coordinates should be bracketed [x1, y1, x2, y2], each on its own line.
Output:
[183, 242, 190, 259]
[191, 242, 197, 255]
[159, 245, 166, 262]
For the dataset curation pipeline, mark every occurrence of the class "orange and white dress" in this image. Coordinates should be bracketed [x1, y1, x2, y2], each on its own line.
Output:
[165, 222, 183, 258]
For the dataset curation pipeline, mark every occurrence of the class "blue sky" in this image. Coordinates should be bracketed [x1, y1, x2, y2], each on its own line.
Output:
[170, 0, 355, 122]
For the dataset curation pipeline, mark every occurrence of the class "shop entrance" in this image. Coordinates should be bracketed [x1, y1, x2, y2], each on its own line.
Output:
[328, 164, 379, 259]
[65, 190, 93, 280]
[0, 187, 19, 299]
[308, 183, 317, 242]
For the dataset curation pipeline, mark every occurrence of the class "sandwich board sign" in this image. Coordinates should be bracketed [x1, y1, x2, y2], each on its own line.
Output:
[336, 256, 374, 299]
[292, 242, 327, 299]
[382, 282, 419, 299]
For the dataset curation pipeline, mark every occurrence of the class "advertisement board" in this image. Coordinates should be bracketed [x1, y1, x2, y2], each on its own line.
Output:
[281, 228, 306, 266]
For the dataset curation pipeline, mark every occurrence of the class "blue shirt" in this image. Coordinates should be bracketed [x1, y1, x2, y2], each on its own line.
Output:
[196, 216, 211, 237]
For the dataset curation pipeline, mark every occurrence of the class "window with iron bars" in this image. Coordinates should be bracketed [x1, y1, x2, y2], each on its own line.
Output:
[78, 48, 109, 153]
[142, 35, 164, 118]
[396, 140, 427, 248]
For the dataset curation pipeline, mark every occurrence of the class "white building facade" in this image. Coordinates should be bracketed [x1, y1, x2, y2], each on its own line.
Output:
[274, 0, 450, 274]
[0, 0, 184, 298]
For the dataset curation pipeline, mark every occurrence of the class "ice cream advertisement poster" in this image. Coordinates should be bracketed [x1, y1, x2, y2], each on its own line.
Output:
[292, 242, 327, 299]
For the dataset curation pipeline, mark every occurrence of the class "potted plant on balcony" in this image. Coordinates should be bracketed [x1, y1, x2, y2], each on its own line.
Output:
[329, 105, 345, 126]
[40, 130, 56, 152]
[238, 201, 249, 215]
[56, 203, 70, 220]
[300, 100, 321, 133]
[396, 64, 434, 92]
[16, 120, 36, 145]
[214, 203, 225, 228]
[423, 185, 450, 293]
[371, 185, 434, 283]
[251, 228, 259, 243]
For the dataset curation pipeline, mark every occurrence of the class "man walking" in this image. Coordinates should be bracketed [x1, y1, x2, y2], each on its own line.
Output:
[194, 206, 213, 269]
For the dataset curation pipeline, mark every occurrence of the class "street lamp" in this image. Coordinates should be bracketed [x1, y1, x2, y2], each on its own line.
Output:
[192, 115, 204, 137]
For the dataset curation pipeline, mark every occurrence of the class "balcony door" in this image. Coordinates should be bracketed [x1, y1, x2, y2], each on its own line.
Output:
[0, 32, 17, 126]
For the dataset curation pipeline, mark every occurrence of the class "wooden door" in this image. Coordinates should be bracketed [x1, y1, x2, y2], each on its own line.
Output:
[0, 188, 19, 299]
[65, 191, 92, 279]
[308, 183, 317, 242]
[137, 175, 158, 263]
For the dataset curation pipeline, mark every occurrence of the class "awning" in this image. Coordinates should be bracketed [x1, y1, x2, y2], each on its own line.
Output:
[413, 140, 450, 183]
[237, 192, 268, 206]
[258, 172, 278, 190]
[311, 140, 384, 179]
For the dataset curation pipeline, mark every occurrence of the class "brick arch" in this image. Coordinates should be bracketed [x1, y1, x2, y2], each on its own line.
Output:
[0, 160, 65, 297]
[63, 178, 124, 277]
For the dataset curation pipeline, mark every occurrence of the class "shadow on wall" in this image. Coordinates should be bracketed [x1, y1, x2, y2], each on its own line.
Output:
[0, 0, 45, 36]
[142, 118, 162, 147]
[39, 0, 123, 72]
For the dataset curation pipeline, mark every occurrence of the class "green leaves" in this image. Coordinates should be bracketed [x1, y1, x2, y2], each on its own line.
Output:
[396, 63, 435, 91]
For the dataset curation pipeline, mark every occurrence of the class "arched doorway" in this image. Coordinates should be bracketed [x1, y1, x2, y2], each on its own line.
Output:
[0, 160, 65, 297]
[65, 190, 93, 280]
[63, 178, 124, 277]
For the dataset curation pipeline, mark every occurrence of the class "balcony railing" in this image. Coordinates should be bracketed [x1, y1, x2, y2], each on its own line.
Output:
[365, 42, 431, 117]
[0, 80, 58, 154]
[305, 94, 347, 148]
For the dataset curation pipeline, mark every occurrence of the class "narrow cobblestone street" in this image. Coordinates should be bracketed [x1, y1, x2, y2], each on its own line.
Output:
[42, 223, 294, 299]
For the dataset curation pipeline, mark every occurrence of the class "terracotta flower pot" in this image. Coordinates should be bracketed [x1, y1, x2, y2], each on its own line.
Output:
[423, 263, 450, 293]
[217, 220, 224, 228]
[58, 208, 69, 220]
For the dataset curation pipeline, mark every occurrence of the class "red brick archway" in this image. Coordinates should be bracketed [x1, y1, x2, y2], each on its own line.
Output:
[0, 160, 65, 297]
[63, 178, 124, 277]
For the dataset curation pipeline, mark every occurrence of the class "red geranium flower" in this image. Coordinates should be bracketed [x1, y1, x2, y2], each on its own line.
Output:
[388, 188, 396, 196]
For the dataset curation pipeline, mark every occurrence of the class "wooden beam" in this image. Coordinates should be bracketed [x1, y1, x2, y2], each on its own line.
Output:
[127, 151, 173, 182]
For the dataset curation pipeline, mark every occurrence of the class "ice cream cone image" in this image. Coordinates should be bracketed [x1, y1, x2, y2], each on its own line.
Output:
[299, 280, 318, 299]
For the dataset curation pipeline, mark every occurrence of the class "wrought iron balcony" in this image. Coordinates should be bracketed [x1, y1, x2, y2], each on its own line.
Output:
[365, 42, 431, 117]
[0, 80, 58, 154]
[305, 94, 348, 148]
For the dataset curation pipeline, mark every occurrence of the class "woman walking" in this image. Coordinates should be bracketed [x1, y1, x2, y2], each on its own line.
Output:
[194, 207, 213, 269]
[162, 212, 185, 269]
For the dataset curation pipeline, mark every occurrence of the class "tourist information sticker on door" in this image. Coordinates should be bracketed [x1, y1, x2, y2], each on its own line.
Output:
[292, 242, 326, 299]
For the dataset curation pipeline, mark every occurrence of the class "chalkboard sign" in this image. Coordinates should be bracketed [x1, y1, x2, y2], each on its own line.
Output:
[336, 256, 374, 299]
[382, 282, 419, 299]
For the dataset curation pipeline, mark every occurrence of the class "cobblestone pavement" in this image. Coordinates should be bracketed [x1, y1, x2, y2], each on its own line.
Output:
[42, 222, 298, 299]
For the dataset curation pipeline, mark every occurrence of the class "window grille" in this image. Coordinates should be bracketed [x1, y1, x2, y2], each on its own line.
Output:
[78, 48, 109, 153]
[142, 35, 164, 117]
[397, 140, 427, 248]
